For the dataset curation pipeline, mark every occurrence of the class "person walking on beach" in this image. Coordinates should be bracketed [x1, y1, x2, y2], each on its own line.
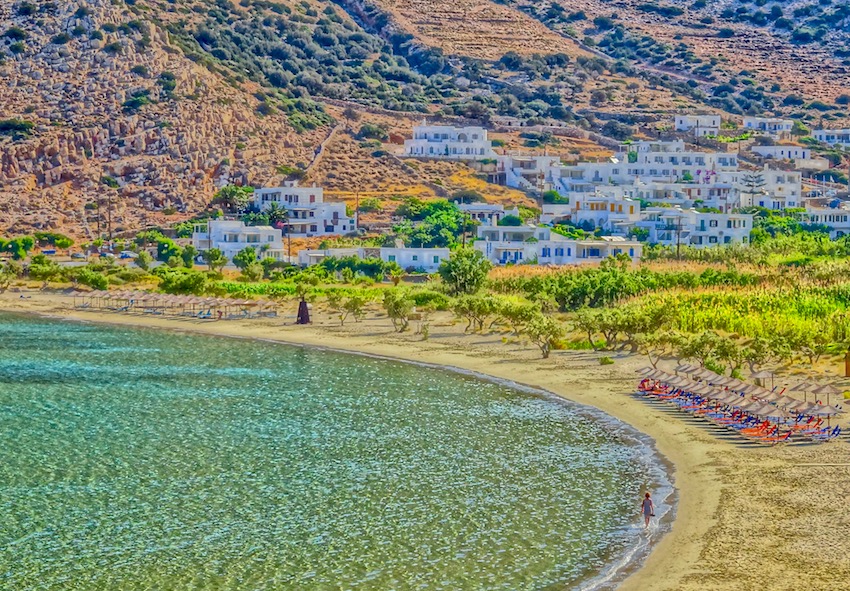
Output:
[641, 492, 654, 528]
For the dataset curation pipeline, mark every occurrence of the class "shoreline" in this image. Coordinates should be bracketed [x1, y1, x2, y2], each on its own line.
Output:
[5, 291, 850, 590]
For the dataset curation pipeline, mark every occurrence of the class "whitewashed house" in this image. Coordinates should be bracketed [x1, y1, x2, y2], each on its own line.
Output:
[457, 202, 519, 226]
[404, 123, 496, 159]
[752, 145, 811, 160]
[539, 194, 641, 232]
[495, 155, 561, 191]
[297, 247, 450, 273]
[813, 129, 850, 149]
[738, 165, 802, 210]
[742, 117, 793, 138]
[634, 208, 752, 248]
[253, 182, 356, 237]
[801, 208, 850, 238]
[192, 220, 287, 261]
[473, 225, 642, 266]
[674, 115, 721, 137]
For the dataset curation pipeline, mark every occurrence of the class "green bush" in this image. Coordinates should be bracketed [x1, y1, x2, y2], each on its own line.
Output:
[411, 290, 450, 311]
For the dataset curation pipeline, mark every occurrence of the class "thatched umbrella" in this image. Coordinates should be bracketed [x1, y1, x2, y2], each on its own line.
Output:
[750, 370, 775, 389]
[811, 384, 844, 406]
[808, 403, 845, 427]
[789, 381, 819, 403]
[755, 404, 792, 422]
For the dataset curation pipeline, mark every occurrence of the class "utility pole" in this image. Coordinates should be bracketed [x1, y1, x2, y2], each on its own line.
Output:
[107, 191, 113, 246]
[676, 215, 683, 261]
[286, 220, 292, 263]
[354, 190, 360, 231]
[461, 213, 468, 248]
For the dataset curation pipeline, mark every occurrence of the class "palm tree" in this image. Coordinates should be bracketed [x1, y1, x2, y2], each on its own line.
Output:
[266, 202, 288, 226]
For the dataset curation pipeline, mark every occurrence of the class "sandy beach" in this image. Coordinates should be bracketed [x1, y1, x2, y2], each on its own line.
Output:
[3, 290, 850, 590]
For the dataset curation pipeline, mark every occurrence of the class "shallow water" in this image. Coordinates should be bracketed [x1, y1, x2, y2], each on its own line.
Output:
[0, 314, 668, 590]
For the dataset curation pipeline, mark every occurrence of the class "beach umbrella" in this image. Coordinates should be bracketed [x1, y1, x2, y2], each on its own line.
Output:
[755, 404, 792, 421]
[811, 384, 844, 406]
[750, 370, 775, 389]
[790, 401, 821, 416]
[755, 389, 783, 402]
[789, 381, 818, 403]
[724, 378, 747, 391]
[808, 403, 845, 427]
[775, 395, 810, 409]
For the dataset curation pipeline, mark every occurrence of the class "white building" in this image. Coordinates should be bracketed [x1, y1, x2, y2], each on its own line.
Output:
[253, 182, 355, 237]
[634, 208, 752, 248]
[297, 246, 450, 273]
[495, 155, 561, 191]
[539, 193, 641, 232]
[813, 129, 850, 148]
[801, 208, 850, 238]
[743, 117, 793, 138]
[473, 225, 642, 266]
[192, 220, 287, 261]
[752, 145, 811, 160]
[457, 202, 519, 226]
[738, 165, 802, 210]
[404, 123, 496, 159]
[674, 115, 721, 137]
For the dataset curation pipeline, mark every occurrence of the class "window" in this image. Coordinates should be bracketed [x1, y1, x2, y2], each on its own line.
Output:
[709, 220, 718, 227]
[267, 236, 274, 242]
[555, 248, 564, 256]
[310, 225, 317, 232]
[709, 236, 718, 243]
[412, 255, 418, 261]
[567, 248, 572, 256]
[388, 255, 396, 262]
[629, 248, 634, 256]
[433, 256, 440, 263]
[541, 247, 551, 257]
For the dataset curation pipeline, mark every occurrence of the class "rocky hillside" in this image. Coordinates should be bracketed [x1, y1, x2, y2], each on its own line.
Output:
[3, 0, 847, 240]
[0, 0, 330, 239]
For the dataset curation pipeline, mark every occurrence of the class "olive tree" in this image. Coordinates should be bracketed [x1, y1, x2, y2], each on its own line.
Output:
[437, 248, 492, 295]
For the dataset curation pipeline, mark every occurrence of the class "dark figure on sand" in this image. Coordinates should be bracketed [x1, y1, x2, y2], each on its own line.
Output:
[641, 492, 654, 528]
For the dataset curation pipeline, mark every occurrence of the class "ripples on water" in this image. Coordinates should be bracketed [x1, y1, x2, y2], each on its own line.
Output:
[0, 314, 666, 590]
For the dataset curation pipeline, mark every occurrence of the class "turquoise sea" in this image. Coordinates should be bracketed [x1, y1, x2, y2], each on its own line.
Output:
[0, 314, 670, 590]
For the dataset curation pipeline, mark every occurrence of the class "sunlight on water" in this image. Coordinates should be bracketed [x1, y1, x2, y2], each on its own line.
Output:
[0, 314, 665, 590]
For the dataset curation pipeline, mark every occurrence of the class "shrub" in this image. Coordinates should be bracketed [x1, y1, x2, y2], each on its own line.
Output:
[0, 118, 34, 139]
[4, 26, 28, 41]
[357, 123, 389, 141]
[599, 356, 614, 365]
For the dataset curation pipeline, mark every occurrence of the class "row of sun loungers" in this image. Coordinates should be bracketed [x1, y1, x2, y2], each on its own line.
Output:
[637, 368, 844, 445]
[70, 290, 278, 320]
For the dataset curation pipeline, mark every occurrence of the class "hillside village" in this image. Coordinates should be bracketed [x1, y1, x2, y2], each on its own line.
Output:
[170, 113, 850, 272]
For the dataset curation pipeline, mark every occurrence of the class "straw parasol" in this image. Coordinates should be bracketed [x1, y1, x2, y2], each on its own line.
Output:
[774, 395, 801, 408]
[811, 384, 844, 406]
[755, 404, 792, 421]
[750, 370, 775, 389]
[808, 403, 845, 427]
